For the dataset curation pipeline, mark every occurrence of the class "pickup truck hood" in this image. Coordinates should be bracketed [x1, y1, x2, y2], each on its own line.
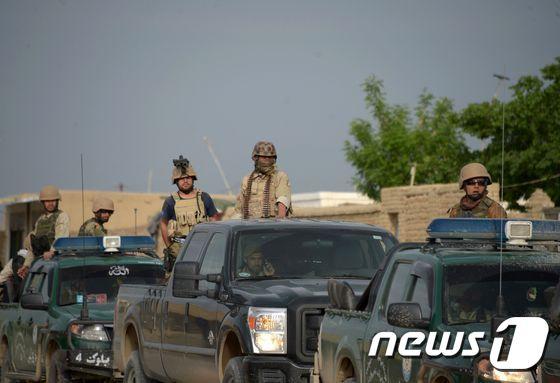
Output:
[60, 303, 115, 321]
[229, 278, 370, 307]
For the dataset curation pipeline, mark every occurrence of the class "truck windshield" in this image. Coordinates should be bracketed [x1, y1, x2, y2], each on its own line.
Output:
[444, 263, 560, 325]
[58, 264, 165, 306]
[234, 229, 395, 280]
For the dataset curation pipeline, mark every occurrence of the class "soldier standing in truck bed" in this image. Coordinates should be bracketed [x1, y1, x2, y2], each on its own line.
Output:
[79, 196, 115, 236]
[160, 156, 219, 268]
[15, 185, 70, 279]
[235, 141, 292, 219]
[448, 162, 507, 218]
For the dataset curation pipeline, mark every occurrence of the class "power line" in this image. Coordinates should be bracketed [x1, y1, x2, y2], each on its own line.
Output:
[502, 173, 560, 189]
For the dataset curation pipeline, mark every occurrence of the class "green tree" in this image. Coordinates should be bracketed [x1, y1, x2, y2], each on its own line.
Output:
[344, 76, 471, 200]
[461, 57, 560, 206]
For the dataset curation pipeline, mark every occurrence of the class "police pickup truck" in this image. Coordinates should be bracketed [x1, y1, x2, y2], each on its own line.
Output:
[314, 219, 560, 383]
[0, 236, 164, 382]
[112, 219, 396, 383]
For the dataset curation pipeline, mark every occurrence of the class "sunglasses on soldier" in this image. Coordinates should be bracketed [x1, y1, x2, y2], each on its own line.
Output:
[465, 178, 488, 186]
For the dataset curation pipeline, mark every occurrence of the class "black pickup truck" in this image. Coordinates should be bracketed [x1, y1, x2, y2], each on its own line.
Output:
[113, 219, 396, 383]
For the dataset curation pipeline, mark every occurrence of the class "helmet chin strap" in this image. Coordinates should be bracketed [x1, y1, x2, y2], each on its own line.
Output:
[466, 188, 488, 201]
[467, 193, 484, 201]
[179, 185, 194, 195]
[254, 159, 276, 175]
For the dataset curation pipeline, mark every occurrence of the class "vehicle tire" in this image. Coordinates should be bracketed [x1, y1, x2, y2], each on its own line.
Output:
[0, 348, 14, 383]
[124, 350, 153, 383]
[46, 349, 70, 383]
[222, 357, 245, 383]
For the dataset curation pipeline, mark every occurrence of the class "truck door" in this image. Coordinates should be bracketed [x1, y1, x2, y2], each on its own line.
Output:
[17, 270, 51, 372]
[182, 232, 227, 382]
[161, 230, 212, 382]
[363, 259, 432, 383]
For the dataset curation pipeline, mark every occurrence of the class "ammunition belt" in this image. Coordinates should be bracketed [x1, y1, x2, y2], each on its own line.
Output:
[262, 175, 272, 218]
[243, 171, 257, 219]
[243, 171, 273, 219]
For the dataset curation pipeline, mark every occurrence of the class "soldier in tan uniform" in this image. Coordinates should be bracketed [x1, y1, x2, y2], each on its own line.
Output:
[78, 197, 115, 236]
[448, 163, 507, 218]
[160, 156, 219, 269]
[235, 141, 291, 219]
[5, 185, 70, 279]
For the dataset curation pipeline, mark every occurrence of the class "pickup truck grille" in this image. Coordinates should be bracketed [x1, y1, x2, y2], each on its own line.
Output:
[300, 308, 324, 357]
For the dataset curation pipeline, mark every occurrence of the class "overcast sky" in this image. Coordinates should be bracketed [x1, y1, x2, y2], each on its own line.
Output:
[1, 0, 559, 199]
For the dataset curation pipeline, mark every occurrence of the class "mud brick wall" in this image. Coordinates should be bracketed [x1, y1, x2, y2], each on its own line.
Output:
[380, 183, 501, 241]
[293, 204, 392, 232]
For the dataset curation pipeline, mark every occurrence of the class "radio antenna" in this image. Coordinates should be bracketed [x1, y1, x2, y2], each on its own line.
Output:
[80, 154, 89, 320]
[494, 70, 509, 317]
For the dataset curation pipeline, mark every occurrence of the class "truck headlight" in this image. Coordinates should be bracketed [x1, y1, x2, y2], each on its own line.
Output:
[477, 358, 535, 382]
[69, 323, 109, 342]
[248, 307, 287, 354]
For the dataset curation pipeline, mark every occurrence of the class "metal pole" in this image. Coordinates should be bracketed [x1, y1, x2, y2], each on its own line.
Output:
[203, 136, 234, 196]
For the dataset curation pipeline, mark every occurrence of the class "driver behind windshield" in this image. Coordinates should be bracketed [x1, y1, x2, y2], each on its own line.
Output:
[239, 248, 275, 277]
[449, 288, 492, 323]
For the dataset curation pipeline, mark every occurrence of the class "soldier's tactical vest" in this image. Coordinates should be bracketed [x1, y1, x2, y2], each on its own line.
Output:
[172, 191, 207, 236]
[35, 211, 61, 246]
[243, 171, 278, 219]
[451, 196, 494, 218]
[78, 218, 107, 236]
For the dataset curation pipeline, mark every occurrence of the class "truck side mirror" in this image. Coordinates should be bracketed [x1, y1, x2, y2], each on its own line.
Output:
[20, 293, 48, 310]
[173, 262, 201, 298]
[327, 279, 357, 310]
[387, 303, 429, 329]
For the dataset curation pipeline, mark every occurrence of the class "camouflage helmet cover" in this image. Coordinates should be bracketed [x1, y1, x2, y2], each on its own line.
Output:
[459, 162, 492, 189]
[252, 141, 277, 158]
[171, 164, 198, 184]
[39, 185, 61, 201]
[92, 196, 115, 213]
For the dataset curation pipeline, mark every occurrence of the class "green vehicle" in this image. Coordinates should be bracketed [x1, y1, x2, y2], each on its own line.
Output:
[314, 219, 560, 383]
[0, 236, 165, 382]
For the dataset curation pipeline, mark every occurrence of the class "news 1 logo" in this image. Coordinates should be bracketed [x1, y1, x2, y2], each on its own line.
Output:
[369, 317, 549, 370]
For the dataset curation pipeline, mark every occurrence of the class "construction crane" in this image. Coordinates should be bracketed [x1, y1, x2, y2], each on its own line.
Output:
[203, 136, 234, 196]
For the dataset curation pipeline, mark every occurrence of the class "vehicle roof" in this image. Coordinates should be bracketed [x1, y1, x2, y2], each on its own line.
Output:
[394, 244, 560, 267]
[434, 248, 560, 266]
[31, 253, 162, 271]
[195, 218, 393, 233]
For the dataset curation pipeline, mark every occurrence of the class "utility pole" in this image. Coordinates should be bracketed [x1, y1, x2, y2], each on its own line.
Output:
[410, 163, 417, 186]
[147, 169, 153, 193]
[203, 136, 234, 196]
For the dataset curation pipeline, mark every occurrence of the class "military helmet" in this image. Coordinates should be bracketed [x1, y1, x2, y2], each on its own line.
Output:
[459, 162, 492, 189]
[39, 185, 61, 201]
[171, 164, 197, 184]
[92, 196, 115, 213]
[252, 141, 277, 158]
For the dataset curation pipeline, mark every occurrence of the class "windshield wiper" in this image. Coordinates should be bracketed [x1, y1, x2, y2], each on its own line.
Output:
[328, 274, 370, 279]
[449, 320, 488, 325]
[236, 275, 311, 281]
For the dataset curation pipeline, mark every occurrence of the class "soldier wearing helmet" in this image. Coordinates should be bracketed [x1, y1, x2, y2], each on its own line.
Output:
[235, 141, 292, 219]
[448, 163, 507, 218]
[16, 185, 70, 278]
[79, 196, 115, 236]
[160, 156, 219, 264]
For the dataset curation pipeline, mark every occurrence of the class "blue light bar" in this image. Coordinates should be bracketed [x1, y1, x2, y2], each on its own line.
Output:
[427, 219, 560, 242]
[53, 236, 155, 252]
